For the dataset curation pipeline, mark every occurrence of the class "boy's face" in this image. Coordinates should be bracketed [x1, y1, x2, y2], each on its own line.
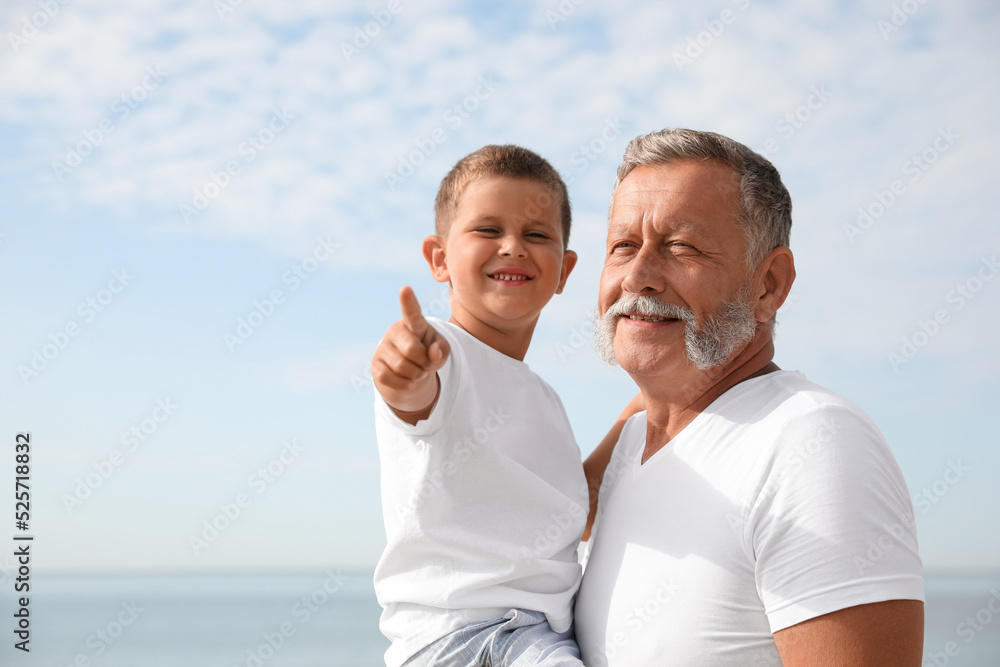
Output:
[423, 176, 576, 339]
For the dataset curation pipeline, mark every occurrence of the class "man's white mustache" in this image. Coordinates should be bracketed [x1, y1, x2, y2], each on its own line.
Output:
[596, 291, 758, 370]
[604, 294, 696, 323]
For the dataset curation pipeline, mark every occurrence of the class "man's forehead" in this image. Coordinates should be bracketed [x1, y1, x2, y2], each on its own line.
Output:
[610, 161, 742, 226]
[617, 161, 740, 198]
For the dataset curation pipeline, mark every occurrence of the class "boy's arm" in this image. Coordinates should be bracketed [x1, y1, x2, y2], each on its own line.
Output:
[371, 286, 451, 425]
[581, 391, 644, 541]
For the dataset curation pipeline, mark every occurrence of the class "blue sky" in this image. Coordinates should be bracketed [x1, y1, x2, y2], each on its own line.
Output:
[1, 0, 998, 575]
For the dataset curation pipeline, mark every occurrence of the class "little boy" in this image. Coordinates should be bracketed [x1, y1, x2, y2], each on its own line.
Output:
[371, 145, 587, 666]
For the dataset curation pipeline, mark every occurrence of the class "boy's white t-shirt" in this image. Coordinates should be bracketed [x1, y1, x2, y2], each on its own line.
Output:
[574, 370, 924, 665]
[373, 318, 588, 667]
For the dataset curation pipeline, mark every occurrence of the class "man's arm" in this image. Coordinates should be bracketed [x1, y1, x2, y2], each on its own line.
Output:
[582, 392, 644, 541]
[773, 599, 924, 666]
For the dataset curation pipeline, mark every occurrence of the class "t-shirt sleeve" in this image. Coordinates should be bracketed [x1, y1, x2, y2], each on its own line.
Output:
[373, 319, 461, 438]
[746, 404, 924, 633]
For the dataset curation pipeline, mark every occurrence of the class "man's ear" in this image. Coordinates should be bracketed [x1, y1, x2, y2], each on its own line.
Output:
[752, 247, 795, 322]
[422, 235, 450, 283]
[555, 249, 578, 294]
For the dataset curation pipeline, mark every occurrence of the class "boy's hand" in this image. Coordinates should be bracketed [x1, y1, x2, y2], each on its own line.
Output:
[371, 287, 451, 423]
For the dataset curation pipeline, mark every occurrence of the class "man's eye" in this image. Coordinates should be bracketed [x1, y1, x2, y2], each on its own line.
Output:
[611, 241, 636, 251]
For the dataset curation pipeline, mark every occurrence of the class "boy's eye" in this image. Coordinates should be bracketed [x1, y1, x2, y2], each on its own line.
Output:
[526, 231, 549, 240]
[475, 227, 500, 235]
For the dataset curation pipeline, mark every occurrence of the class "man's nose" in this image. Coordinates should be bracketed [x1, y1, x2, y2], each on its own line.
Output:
[621, 246, 665, 295]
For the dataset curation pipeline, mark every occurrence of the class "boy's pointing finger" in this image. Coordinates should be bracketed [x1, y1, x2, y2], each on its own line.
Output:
[399, 286, 429, 337]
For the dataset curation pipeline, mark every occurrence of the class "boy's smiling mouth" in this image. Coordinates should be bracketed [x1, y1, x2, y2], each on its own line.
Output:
[488, 268, 533, 282]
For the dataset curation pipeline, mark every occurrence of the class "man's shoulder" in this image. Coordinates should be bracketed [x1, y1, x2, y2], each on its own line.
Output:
[704, 370, 888, 464]
[728, 370, 874, 423]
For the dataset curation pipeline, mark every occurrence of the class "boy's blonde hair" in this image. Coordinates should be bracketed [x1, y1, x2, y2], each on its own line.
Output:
[434, 145, 572, 247]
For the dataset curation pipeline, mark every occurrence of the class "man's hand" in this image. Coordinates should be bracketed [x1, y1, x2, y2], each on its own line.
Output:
[371, 286, 451, 424]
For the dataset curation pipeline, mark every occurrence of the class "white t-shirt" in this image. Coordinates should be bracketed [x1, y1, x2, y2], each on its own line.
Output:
[575, 370, 924, 666]
[374, 318, 588, 667]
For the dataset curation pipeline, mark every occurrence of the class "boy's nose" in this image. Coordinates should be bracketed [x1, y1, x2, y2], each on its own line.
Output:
[499, 235, 527, 258]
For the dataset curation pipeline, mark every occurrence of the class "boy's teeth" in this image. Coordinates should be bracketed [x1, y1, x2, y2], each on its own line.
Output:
[492, 273, 527, 281]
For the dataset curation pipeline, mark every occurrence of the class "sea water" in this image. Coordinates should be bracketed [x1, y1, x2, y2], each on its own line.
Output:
[1, 571, 997, 666]
[2, 571, 389, 666]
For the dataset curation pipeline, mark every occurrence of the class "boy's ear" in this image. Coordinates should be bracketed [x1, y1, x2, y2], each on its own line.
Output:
[555, 249, 578, 295]
[422, 235, 450, 283]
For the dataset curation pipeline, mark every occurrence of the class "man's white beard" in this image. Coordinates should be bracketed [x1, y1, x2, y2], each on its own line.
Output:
[593, 292, 758, 370]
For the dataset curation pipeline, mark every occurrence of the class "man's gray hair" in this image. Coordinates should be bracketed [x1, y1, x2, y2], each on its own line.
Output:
[612, 128, 792, 269]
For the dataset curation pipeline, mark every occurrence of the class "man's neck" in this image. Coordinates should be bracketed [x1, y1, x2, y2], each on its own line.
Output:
[639, 334, 779, 463]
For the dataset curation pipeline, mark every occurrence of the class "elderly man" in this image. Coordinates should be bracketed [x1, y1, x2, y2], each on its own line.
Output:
[575, 128, 924, 665]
